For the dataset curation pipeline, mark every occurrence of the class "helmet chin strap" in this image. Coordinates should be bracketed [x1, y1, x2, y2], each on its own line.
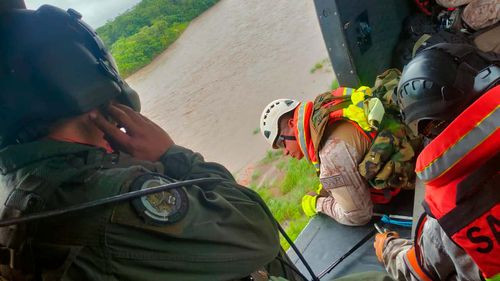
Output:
[420, 119, 449, 139]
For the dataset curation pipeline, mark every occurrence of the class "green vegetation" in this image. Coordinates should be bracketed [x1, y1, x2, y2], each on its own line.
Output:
[330, 78, 339, 90]
[261, 149, 283, 165]
[310, 62, 324, 73]
[252, 127, 260, 135]
[310, 58, 331, 74]
[249, 151, 319, 249]
[96, 0, 219, 77]
[110, 22, 187, 76]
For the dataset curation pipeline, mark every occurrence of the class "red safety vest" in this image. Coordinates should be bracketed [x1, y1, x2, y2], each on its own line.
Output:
[412, 85, 500, 281]
[294, 87, 399, 204]
[293, 87, 376, 172]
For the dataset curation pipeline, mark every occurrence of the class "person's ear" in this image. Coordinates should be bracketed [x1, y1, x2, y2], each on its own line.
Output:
[287, 118, 295, 129]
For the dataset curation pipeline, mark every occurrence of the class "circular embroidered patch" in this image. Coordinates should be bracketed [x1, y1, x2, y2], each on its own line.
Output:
[131, 174, 188, 226]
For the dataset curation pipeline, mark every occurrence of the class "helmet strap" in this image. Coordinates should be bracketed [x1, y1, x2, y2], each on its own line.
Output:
[420, 119, 449, 139]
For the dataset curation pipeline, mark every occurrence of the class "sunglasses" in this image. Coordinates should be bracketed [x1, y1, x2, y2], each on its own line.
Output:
[276, 135, 296, 149]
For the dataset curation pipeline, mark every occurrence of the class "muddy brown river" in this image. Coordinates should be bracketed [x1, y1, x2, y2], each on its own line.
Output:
[127, 0, 334, 175]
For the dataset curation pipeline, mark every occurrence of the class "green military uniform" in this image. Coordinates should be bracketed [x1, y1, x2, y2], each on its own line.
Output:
[270, 271, 395, 281]
[0, 140, 302, 281]
[357, 118, 417, 190]
[358, 68, 422, 190]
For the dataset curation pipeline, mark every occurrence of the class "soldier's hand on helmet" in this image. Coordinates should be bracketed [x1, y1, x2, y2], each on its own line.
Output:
[90, 103, 174, 161]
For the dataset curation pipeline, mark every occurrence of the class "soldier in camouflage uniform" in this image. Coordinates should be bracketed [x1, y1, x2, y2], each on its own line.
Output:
[0, 5, 304, 281]
[358, 116, 417, 190]
[260, 70, 418, 226]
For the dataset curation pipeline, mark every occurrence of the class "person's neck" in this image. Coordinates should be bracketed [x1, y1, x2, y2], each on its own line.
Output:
[47, 119, 113, 153]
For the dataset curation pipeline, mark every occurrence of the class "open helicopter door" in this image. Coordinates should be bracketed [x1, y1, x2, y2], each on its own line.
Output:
[313, 0, 413, 88]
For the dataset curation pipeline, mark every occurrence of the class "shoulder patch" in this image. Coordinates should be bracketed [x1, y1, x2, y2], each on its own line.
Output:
[130, 173, 188, 226]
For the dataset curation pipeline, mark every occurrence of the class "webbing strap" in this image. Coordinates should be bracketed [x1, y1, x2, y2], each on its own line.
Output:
[412, 34, 432, 58]
[404, 214, 434, 281]
[405, 247, 433, 281]
[296, 103, 310, 163]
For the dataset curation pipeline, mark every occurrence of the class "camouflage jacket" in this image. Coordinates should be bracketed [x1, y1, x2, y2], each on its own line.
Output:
[0, 140, 302, 281]
[309, 87, 418, 190]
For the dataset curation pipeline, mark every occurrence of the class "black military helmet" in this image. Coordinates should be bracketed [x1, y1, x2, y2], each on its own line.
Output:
[396, 43, 499, 137]
[0, 5, 141, 148]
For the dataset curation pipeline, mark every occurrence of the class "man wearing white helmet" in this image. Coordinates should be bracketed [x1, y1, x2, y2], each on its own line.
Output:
[260, 94, 375, 226]
[260, 83, 418, 226]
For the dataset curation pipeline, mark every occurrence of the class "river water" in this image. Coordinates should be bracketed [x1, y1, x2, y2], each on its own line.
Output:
[127, 0, 334, 174]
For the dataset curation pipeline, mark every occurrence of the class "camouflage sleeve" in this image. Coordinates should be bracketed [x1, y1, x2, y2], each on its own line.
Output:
[160, 145, 276, 220]
[107, 145, 282, 280]
[380, 237, 417, 281]
[462, 0, 499, 30]
[316, 138, 373, 225]
[160, 144, 235, 181]
[382, 217, 482, 281]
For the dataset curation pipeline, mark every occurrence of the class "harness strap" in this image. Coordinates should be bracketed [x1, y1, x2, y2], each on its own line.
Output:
[404, 214, 434, 281]
[412, 34, 432, 58]
[405, 247, 433, 281]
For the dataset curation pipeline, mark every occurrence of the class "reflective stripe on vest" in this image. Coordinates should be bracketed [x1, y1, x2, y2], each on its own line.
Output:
[404, 214, 434, 281]
[297, 103, 310, 163]
[416, 86, 500, 280]
[416, 105, 499, 182]
[341, 86, 374, 132]
[322, 87, 375, 132]
[300, 87, 381, 172]
[295, 101, 319, 172]
[416, 86, 500, 185]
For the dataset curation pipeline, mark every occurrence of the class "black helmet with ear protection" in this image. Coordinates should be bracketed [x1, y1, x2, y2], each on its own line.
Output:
[396, 43, 499, 137]
[0, 5, 141, 147]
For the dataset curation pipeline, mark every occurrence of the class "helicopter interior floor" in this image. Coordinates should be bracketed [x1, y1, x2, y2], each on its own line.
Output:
[287, 180, 425, 280]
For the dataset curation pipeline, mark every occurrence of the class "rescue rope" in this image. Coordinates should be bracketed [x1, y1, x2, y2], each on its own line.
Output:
[277, 222, 320, 281]
[0, 178, 222, 227]
[317, 228, 377, 279]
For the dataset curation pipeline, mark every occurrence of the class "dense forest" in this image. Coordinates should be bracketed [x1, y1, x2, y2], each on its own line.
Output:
[97, 0, 219, 77]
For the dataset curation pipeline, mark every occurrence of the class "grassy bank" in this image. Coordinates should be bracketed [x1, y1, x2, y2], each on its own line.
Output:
[249, 150, 319, 249]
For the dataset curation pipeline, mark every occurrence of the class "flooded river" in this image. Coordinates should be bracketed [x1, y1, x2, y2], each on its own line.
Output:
[127, 0, 334, 174]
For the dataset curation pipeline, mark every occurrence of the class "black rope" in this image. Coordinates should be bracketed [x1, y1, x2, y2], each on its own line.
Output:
[275, 256, 310, 281]
[0, 176, 376, 281]
[0, 178, 222, 227]
[316, 228, 377, 279]
[276, 222, 320, 281]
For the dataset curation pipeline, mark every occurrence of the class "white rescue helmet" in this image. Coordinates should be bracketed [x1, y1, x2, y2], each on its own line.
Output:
[260, 99, 300, 148]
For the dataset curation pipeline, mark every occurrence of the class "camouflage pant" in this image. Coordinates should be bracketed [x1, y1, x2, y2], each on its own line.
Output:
[437, 0, 499, 30]
[358, 124, 419, 190]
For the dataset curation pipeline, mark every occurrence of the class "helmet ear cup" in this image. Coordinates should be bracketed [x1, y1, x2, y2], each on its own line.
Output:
[397, 43, 498, 136]
[473, 65, 500, 95]
[119, 82, 141, 112]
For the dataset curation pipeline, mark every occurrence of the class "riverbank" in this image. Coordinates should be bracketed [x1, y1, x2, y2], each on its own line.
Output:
[126, 0, 334, 176]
